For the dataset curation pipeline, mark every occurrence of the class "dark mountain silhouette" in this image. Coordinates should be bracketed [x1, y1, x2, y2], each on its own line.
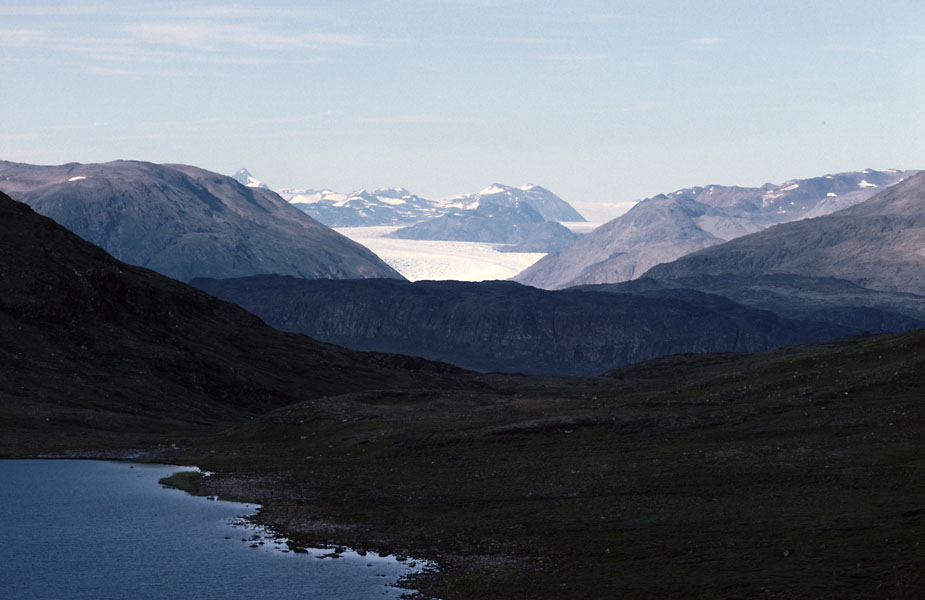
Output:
[577, 274, 925, 334]
[191, 275, 855, 376]
[0, 191, 459, 439]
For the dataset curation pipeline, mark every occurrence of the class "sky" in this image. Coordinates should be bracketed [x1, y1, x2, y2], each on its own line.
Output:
[2, 0, 923, 204]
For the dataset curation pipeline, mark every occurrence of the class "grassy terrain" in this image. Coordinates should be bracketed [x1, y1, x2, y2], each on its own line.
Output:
[158, 330, 925, 599]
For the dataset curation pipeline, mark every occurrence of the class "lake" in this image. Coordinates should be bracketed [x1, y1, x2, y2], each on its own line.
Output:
[0, 460, 421, 600]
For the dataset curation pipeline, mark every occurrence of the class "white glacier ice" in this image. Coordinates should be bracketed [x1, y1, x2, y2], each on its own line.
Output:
[335, 226, 545, 282]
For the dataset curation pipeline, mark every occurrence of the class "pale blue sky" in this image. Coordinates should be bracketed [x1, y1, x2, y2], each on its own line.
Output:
[2, 1, 923, 203]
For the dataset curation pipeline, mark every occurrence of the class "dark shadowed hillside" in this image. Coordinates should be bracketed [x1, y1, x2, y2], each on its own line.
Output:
[192, 275, 855, 376]
[578, 274, 925, 334]
[0, 191, 459, 449]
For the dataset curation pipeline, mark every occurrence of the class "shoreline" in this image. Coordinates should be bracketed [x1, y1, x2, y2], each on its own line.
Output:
[6, 330, 924, 598]
[5, 453, 446, 598]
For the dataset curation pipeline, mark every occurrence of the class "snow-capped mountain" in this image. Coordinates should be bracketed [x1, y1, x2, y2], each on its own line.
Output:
[445, 183, 586, 222]
[274, 179, 586, 230]
[232, 168, 269, 189]
[276, 187, 338, 202]
[644, 170, 925, 295]
[288, 187, 447, 227]
[514, 169, 917, 289]
[387, 183, 582, 252]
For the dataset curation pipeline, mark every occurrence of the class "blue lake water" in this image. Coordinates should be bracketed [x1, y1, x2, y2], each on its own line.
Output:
[0, 460, 421, 600]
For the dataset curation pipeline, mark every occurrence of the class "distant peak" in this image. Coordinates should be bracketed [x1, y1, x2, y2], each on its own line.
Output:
[232, 168, 268, 189]
[478, 184, 510, 195]
[373, 187, 412, 197]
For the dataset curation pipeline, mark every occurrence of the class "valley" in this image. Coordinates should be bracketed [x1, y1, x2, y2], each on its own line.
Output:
[2, 170, 924, 598]
[5, 4, 923, 599]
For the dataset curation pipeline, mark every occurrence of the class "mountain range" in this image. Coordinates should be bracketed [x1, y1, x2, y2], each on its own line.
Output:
[0, 160, 401, 282]
[194, 171, 925, 375]
[4, 165, 924, 599]
[277, 180, 585, 230]
[644, 170, 925, 295]
[283, 187, 446, 227]
[514, 169, 915, 289]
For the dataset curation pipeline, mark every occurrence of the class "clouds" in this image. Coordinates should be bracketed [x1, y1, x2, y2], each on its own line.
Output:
[0, 2, 374, 71]
[824, 43, 882, 54]
[0, 2, 327, 20]
[3, 1, 922, 206]
[124, 22, 370, 51]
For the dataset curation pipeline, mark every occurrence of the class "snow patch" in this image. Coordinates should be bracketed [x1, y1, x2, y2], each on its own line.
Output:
[376, 196, 408, 206]
[478, 185, 508, 196]
[67, 176, 87, 182]
[779, 183, 800, 192]
[827, 192, 838, 197]
[233, 168, 267, 189]
[858, 179, 878, 188]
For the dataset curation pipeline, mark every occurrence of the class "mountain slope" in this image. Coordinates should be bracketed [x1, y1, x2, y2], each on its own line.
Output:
[579, 274, 925, 334]
[514, 169, 913, 289]
[0, 160, 402, 282]
[0, 191, 459, 446]
[644, 171, 925, 294]
[192, 275, 855, 376]
[387, 192, 581, 252]
[462, 183, 585, 222]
